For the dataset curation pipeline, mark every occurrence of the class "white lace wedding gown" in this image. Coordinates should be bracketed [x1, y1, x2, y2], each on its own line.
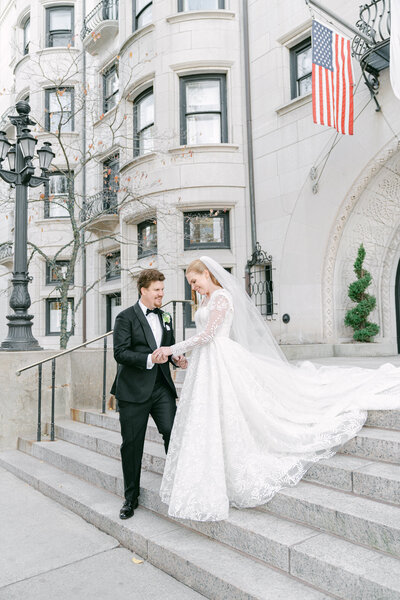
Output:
[159, 288, 400, 521]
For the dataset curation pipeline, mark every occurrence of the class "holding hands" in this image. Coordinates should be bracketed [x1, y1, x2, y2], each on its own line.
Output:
[152, 346, 188, 369]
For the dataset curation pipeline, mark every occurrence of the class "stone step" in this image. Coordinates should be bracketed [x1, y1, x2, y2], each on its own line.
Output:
[0, 450, 333, 600]
[71, 408, 162, 443]
[3, 448, 400, 600]
[73, 409, 400, 465]
[56, 418, 400, 506]
[261, 480, 400, 557]
[366, 410, 400, 431]
[341, 427, 400, 463]
[16, 436, 400, 561]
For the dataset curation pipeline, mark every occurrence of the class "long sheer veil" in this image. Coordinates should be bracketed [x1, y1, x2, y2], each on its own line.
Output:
[200, 256, 288, 364]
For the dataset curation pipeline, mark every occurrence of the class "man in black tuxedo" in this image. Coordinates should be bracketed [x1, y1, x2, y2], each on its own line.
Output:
[112, 268, 187, 519]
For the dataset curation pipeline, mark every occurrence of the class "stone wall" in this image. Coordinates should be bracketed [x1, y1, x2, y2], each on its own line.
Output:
[0, 349, 117, 451]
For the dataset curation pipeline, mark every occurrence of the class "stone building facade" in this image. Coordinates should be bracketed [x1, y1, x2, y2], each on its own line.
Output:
[0, 0, 398, 356]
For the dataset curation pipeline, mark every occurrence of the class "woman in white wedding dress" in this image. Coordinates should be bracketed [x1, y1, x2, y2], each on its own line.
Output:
[154, 256, 400, 522]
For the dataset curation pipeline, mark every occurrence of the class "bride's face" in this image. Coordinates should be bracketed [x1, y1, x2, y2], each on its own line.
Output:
[186, 270, 211, 296]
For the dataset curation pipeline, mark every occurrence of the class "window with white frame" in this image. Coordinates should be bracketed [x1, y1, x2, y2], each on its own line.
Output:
[133, 0, 152, 31]
[133, 88, 154, 156]
[45, 88, 74, 133]
[178, 0, 224, 10]
[44, 172, 72, 218]
[46, 6, 74, 47]
[180, 74, 227, 145]
[46, 298, 74, 335]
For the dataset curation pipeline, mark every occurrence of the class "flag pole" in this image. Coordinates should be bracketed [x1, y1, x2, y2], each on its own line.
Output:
[305, 0, 374, 46]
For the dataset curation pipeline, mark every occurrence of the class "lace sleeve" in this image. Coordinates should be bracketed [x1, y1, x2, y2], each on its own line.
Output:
[170, 291, 231, 355]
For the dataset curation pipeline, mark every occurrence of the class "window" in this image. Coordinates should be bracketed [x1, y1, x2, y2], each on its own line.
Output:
[46, 298, 74, 335]
[102, 154, 119, 210]
[184, 266, 230, 327]
[46, 6, 74, 47]
[133, 0, 152, 31]
[45, 88, 74, 133]
[178, 0, 224, 10]
[103, 64, 119, 114]
[23, 18, 30, 55]
[46, 260, 73, 285]
[44, 172, 73, 218]
[138, 219, 157, 257]
[103, 0, 118, 20]
[183, 210, 230, 249]
[105, 251, 121, 280]
[180, 74, 227, 145]
[290, 38, 312, 99]
[106, 292, 122, 330]
[133, 88, 154, 156]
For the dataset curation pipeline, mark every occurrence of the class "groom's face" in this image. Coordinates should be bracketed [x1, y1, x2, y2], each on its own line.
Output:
[141, 280, 164, 309]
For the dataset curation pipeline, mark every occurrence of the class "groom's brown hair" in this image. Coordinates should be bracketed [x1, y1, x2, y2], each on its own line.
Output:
[137, 269, 165, 295]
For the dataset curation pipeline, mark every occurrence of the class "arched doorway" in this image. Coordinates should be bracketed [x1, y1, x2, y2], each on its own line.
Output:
[395, 259, 400, 353]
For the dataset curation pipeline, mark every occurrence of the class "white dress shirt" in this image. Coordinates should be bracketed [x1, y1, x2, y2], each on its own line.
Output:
[139, 300, 163, 370]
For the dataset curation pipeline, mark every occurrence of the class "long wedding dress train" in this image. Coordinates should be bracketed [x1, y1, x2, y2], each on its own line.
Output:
[159, 288, 400, 522]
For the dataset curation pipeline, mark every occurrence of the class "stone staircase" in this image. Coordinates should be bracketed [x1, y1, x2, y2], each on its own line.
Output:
[2, 402, 400, 598]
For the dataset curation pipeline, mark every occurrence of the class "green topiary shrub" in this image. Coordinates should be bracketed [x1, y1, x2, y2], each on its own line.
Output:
[344, 244, 380, 342]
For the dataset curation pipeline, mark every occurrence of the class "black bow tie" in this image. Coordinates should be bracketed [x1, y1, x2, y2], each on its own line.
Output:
[146, 308, 161, 316]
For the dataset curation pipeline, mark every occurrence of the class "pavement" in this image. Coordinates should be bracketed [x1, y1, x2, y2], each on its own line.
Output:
[0, 466, 203, 600]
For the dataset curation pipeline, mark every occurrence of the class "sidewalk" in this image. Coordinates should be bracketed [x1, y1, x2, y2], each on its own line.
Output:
[0, 466, 203, 600]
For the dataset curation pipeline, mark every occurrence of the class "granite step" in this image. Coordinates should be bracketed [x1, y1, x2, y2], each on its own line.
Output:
[366, 410, 400, 431]
[341, 427, 400, 463]
[2, 447, 400, 599]
[71, 408, 162, 443]
[16, 436, 400, 560]
[0, 451, 333, 600]
[75, 407, 400, 435]
[55, 418, 400, 506]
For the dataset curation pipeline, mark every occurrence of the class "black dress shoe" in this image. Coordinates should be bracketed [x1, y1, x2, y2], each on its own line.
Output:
[119, 499, 138, 520]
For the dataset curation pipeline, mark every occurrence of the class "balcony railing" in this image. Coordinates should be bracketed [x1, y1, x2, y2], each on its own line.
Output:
[0, 243, 13, 261]
[352, 0, 391, 107]
[82, 190, 118, 222]
[81, 0, 119, 40]
[352, 0, 391, 64]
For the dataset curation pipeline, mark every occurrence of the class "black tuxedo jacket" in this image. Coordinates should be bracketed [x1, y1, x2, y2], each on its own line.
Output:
[111, 303, 177, 403]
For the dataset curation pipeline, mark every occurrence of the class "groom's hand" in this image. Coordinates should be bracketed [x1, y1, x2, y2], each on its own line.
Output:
[151, 350, 168, 364]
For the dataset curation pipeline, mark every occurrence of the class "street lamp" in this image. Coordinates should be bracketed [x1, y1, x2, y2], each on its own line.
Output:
[0, 101, 55, 351]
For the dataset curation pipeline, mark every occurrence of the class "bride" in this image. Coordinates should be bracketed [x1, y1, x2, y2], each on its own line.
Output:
[153, 256, 400, 522]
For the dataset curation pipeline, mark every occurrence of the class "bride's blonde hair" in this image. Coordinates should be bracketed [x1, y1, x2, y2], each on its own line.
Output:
[187, 259, 222, 287]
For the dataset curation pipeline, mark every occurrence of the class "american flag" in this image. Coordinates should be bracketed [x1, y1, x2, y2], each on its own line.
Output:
[312, 20, 354, 135]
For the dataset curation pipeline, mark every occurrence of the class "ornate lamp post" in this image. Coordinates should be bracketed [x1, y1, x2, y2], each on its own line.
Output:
[0, 101, 55, 351]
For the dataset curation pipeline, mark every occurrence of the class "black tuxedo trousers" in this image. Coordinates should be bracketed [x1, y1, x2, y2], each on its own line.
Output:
[112, 303, 178, 503]
[118, 369, 176, 502]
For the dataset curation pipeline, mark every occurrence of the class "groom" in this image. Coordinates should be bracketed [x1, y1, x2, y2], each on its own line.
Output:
[112, 268, 187, 519]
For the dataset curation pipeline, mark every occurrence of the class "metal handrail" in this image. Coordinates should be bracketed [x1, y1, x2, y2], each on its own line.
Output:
[16, 330, 113, 375]
[16, 299, 191, 442]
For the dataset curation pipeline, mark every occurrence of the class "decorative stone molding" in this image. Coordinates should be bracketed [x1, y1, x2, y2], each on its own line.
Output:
[322, 138, 400, 342]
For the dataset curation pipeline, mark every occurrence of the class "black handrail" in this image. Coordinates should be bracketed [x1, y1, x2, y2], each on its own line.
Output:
[16, 299, 191, 442]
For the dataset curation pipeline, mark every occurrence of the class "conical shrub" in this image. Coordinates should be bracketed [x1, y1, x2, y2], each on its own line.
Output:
[344, 244, 380, 342]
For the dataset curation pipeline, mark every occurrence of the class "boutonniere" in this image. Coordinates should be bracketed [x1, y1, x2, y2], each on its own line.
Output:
[162, 312, 171, 325]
